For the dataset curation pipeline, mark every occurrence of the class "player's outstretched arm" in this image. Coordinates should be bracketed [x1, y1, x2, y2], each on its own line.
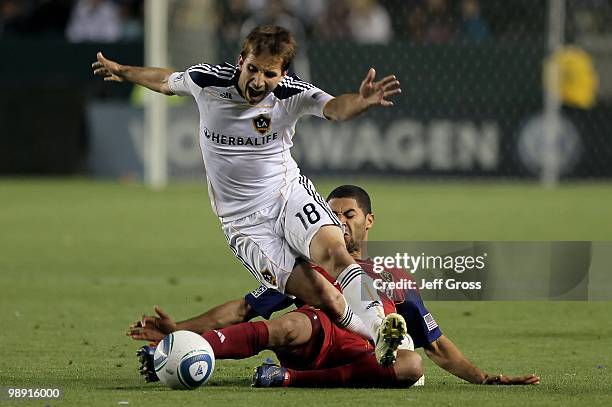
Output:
[424, 335, 540, 385]
[323, 68, 401, 121]
[174, 298, 255, 332]
[91, 52, 175, 95]
[127, 299, 255, 342]
[481, 373, 541, 385]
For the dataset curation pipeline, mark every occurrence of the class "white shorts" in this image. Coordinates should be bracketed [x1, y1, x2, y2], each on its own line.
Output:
[221, 175, 342, 293]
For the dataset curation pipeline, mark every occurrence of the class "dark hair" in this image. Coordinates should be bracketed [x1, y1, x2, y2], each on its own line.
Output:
[240, 25, 297, 72]
[326, 185, 372, 215]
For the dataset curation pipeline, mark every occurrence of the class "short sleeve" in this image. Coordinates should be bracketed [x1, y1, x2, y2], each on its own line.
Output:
[292, 87, 334, 118]
[395, 289, 443, 348]
[168, 62, 237, 97]
[244, 285, 295, 319]
[168, 71, 196, 97]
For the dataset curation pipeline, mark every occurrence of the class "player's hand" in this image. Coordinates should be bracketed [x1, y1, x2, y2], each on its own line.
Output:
[482, 373, 540, 385]
[127, 306, 177, 342]
[358, 68, 401, 108]
[92, 51, 125, 82]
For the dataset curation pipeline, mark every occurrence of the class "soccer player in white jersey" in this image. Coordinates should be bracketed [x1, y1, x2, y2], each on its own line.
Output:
[93, 25, 405, 366]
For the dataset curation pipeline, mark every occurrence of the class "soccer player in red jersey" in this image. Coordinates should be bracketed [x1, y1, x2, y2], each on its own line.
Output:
[129, 185, 539, 387]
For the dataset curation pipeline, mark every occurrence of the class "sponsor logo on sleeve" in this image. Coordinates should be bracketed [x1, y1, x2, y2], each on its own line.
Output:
[250, 285, 268, 298]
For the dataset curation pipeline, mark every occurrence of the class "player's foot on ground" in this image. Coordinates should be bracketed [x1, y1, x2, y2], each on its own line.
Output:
[375, 313, 407, 366]
[136, 345, 159, 383]
[252, 362, 290, 387]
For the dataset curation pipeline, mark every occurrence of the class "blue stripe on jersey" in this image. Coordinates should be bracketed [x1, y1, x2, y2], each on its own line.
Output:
[188, 63, 238, 89]
[273, 74, 314, 100]
[192, 62, 235, 76]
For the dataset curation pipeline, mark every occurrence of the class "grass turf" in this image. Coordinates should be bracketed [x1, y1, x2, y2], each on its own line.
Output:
[0, 178, 611, 406]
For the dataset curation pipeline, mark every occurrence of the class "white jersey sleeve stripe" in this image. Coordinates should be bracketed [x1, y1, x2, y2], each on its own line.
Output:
[190, 68, 235, 80]
[189, 64, 237, 79]
[283, 77, 314, 90]
[184, 62, 238, 89]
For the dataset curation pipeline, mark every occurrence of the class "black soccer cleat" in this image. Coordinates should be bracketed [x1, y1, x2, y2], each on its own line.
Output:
[136, 345, 159, 383]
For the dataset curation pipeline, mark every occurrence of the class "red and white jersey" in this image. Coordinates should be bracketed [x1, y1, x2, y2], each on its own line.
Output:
[168, 63, 334, 221]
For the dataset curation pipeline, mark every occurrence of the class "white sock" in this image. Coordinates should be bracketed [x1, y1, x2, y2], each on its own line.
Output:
[336, 264, 385, 339]
[336, 301, 370, 339]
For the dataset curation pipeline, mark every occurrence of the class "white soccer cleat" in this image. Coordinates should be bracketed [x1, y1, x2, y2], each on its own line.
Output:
[375, 313, 407, 366]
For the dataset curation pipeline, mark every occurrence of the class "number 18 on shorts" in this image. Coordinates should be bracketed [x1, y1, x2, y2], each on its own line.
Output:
[222, 175, 341, 293]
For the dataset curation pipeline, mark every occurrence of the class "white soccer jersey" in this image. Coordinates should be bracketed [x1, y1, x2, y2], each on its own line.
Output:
[168, 63, 334, 221]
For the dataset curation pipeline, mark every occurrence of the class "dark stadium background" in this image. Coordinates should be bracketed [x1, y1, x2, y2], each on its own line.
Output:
[2, 0, 611, 180]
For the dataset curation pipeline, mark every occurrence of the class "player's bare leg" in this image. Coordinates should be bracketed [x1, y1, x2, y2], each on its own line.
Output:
[284, 261, 346, 319]
[308, 225, 407, 365]
[265, 312, 313, 347]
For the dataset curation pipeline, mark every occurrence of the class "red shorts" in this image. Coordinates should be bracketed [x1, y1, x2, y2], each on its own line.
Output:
[275, 306, 374, 370]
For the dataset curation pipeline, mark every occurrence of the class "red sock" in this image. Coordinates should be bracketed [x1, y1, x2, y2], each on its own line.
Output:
[287, 354, 397, 387]
[201, 321, 269, 359]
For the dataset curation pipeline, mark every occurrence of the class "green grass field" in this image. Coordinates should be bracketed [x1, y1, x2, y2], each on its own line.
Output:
[1, 179, 611, 406]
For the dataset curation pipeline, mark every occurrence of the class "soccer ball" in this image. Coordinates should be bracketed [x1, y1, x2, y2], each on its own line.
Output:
[153, 330, 215, 390]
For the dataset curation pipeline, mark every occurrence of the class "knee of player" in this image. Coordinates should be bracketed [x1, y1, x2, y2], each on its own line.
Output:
[324, 242, 353, 269]
[277, 315, 302, 344]
[393, 350, 423, 385]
